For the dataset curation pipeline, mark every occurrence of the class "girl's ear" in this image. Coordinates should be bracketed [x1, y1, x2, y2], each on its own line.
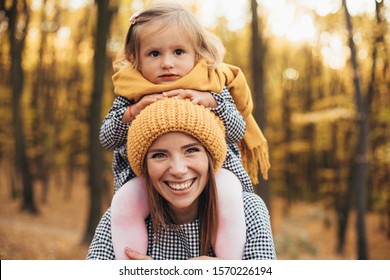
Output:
[129, 55, 138, 69]
[195, 53, 201, 64]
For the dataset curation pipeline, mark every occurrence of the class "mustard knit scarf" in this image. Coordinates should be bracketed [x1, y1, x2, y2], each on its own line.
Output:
[112, 59, 270, 184]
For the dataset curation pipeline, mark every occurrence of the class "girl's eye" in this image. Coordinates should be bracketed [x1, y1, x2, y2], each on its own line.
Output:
[174, 49, 184, 55]
[150, 51, 160, 57]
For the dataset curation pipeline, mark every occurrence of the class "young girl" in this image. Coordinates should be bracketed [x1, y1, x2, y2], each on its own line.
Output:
[102, 1, 270, 259]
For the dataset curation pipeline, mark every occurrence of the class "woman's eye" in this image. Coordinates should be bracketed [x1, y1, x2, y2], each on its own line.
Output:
[151, 152, 166, 159]
[186, 147, 200, 154]
[150, 51, 160, 57]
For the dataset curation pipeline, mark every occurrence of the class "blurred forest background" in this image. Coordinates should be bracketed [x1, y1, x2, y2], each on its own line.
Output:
[0, 0, 389, 260]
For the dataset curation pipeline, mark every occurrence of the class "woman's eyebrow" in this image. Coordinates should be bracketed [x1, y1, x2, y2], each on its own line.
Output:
[147, 148, 167, 154]
[182, 142, 202, 149]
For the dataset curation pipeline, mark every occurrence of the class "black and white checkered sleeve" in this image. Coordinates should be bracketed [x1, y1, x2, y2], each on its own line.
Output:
[99, 96, 133, 150]
[210, 86, 246, 144]
[242, 192, 276, 260]
[86, 208, 115, 260]
[210, 87, 253, 193]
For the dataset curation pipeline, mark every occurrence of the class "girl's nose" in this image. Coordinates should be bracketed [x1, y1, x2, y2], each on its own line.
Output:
[161, 55, 174, 69]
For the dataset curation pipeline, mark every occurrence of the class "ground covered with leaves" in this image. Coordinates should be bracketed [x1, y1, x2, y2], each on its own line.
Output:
[1, 180, 389, 260]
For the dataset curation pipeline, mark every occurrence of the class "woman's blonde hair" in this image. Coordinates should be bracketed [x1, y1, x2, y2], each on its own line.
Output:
[113, 1, 225, 70]
[143, 151, 219, 256]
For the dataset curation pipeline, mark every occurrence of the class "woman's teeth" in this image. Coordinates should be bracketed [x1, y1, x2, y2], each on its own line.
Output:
[167, 180, 194, 190]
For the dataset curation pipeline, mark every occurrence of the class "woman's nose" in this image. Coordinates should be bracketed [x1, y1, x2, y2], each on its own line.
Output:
[169, 157, 188, 177]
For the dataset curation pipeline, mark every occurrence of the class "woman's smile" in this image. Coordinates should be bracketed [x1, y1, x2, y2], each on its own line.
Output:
[165, 178, 195, 191]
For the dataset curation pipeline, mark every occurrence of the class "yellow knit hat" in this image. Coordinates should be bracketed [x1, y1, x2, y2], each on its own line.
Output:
[127, 98, 227, 177]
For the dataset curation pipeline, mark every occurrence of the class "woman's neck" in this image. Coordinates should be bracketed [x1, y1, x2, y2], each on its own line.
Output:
[169, 201, 199, 224]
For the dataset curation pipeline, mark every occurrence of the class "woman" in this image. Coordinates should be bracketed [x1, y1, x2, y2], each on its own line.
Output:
[87, 98, 276, 260]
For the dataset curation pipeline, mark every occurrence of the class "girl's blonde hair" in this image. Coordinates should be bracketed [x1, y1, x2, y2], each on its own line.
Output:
[113, 1, 225, 70]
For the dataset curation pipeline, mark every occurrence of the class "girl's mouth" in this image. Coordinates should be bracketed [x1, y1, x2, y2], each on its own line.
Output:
[159, 74, 179, 81]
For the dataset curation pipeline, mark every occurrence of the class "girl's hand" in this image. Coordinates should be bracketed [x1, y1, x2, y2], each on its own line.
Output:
[163, 89, 217, 108]
[124, 248, 153, 260]
[123, 93, 164, 123]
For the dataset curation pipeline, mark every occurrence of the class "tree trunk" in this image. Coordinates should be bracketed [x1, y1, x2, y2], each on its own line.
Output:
[282, 82, 293, 215]
[250, 0, 270, 208]
[7, 0, 38, 214]
[334, 126, 353, 254]
[83, 0, 116, 244]
[342, 0, 369, 260]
